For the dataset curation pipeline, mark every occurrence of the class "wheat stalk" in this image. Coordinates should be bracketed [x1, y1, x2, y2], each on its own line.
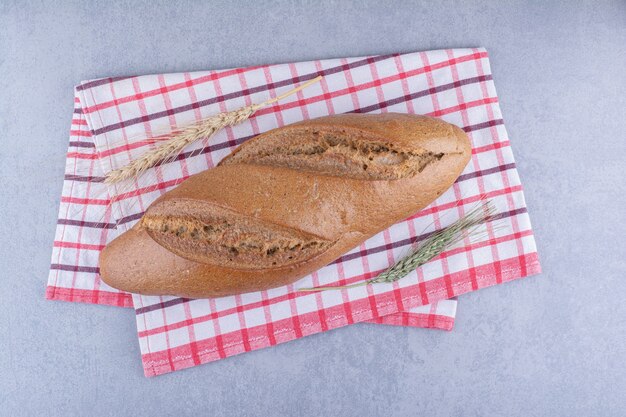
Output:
[104, 75, 323, 184]
[298, 199, 497, 292]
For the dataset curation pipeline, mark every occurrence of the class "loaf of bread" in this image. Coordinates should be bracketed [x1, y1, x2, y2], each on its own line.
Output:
[99, 113, 471, 298]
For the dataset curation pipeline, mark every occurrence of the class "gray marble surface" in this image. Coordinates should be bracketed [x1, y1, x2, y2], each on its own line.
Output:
[1, 1, 625, 416]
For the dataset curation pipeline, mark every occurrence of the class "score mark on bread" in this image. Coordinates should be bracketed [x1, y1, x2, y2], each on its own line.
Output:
[142, 200, 333, 270]
[221, 126, 445, 180]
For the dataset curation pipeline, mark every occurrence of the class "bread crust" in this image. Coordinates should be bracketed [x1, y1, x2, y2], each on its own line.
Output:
[99, 113, 471, 298]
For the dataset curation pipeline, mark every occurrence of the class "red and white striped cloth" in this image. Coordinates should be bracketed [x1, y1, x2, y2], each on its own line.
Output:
[47, 47, 540, 376]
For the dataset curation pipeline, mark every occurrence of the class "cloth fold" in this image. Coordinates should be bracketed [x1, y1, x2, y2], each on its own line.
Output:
[47, 47, 540, 377]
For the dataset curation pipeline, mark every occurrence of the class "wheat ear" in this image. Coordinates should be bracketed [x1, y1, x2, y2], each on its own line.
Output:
[104, 75, 323, 184]
[298, 199, 497, 292]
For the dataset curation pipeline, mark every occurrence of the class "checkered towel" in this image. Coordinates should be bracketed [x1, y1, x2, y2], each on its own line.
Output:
[47, 47, 540, 376]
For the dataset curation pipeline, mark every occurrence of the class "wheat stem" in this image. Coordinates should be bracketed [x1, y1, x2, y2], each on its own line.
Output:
[104, 76, 323, 184]
[298, 282, 371, 292]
